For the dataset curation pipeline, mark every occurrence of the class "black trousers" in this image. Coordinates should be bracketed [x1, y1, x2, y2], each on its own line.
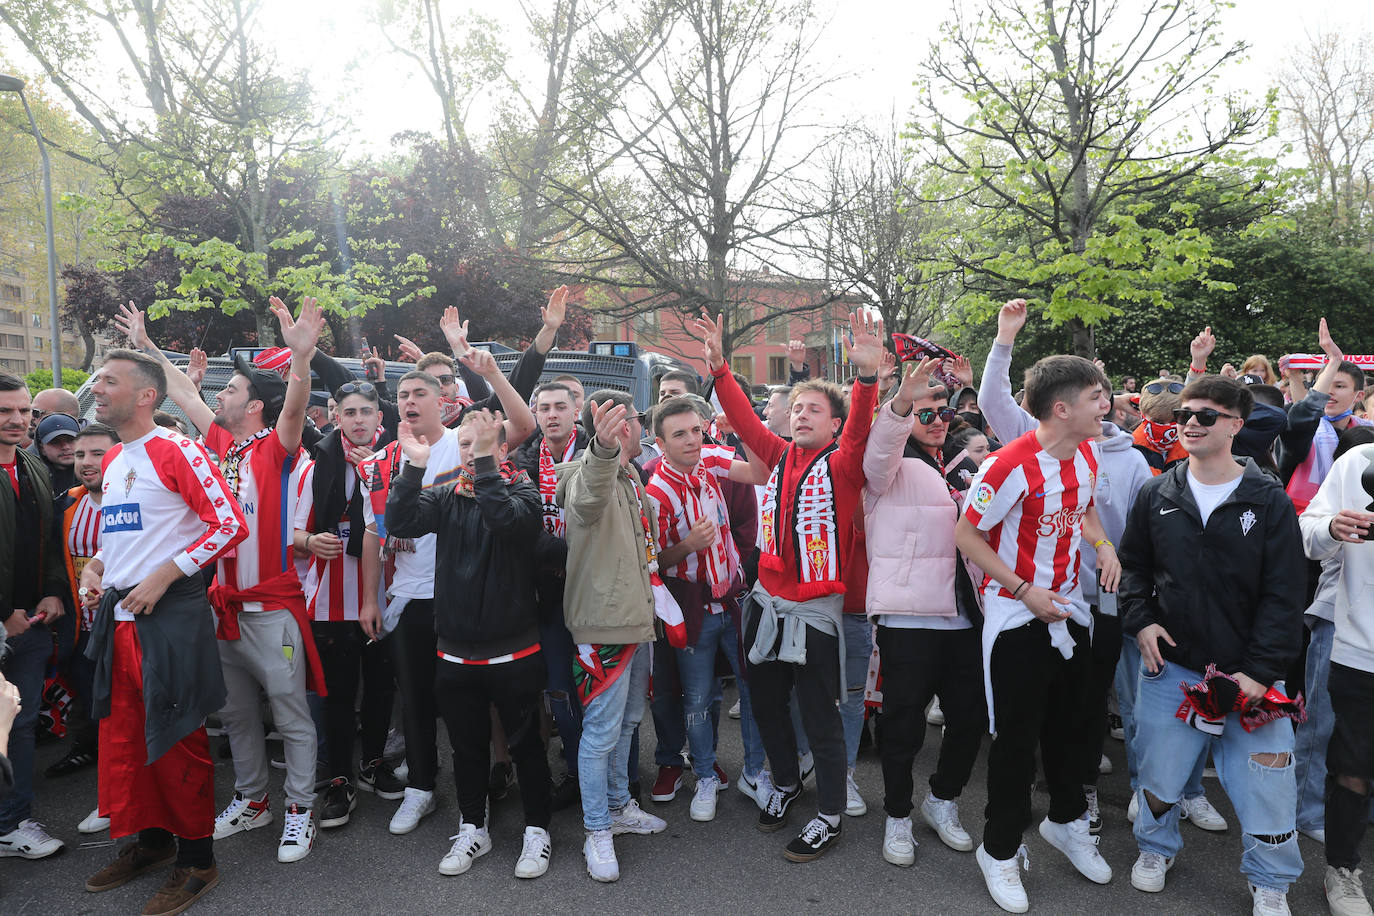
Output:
[313, 621, 395, 780]
[434, 653, 551, 829]
[1084, 606, 1123, 786]
[875, 625, 986, 817]
[390, 599, 438, 791]
[984, 619, 1096, 860]
[1325, 662, 1374, 870]
[744, 603, 846, 816]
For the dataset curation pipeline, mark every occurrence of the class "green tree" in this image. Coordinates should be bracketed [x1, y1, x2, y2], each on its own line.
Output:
[24, 366, 87, 393]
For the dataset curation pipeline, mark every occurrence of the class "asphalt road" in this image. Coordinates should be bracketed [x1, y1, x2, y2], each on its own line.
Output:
[0, 686, 1357, 915]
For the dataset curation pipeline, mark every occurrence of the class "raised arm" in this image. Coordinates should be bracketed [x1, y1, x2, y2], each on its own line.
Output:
[383, 421, 448, 539]
[270, 296, 325, 455]
[560, 398, 627, 525]
[691, 310, 787, 467]
[864, 358, 934, 496]
[114, 301, 215, 435]
[461, 348, 536, 447]
[1186, 326, 1215, 384]
[979, 299, 1037, 441]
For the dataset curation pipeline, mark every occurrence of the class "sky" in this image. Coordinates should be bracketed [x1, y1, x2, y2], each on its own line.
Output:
[245, 0, 1374, 159]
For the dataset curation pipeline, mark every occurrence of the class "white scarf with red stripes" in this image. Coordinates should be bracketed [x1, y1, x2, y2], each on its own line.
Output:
[652, 458, 740, 598]
[538, 434, 576, 536]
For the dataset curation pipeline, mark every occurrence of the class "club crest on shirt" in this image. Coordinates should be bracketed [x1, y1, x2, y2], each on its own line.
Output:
[1240, 509, 1257, 536]
[972, 483, 994, 511]
[123, 468, 137, 496]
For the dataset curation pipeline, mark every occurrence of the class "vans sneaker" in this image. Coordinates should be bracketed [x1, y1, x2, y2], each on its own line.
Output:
[783, 816, 841, 862]
[757, 782, 803, 832]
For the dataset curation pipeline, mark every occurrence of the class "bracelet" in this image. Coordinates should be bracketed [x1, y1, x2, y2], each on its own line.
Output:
[1093, 538, 1113, 550]
[1011, 580, 1029, 599]
[305, 534, 314, 551]
[1189, 363, 1206, 373]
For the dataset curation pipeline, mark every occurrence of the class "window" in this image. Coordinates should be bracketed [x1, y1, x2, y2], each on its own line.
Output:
[33, 337, 43, 351]
[0, 284, 20, 301]
[729, 355, 754, 387]
[0, 309, 19, 326]
[31, 313, 43, 328]
[631, 310, 659, 337]
[0, 334, 24, 349]
[767, 310, 789, 343]
[33, 360, 42, 370]
[0, 359, 24, 372]
[769, 355, 787, 384]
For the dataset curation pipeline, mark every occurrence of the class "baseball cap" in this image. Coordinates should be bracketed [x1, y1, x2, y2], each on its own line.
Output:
[232, 351, 288, 420]
[37, 413, 80, 444]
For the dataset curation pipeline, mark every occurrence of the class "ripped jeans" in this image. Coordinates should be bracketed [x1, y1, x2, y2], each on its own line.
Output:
[1133, 659, 1302, 891]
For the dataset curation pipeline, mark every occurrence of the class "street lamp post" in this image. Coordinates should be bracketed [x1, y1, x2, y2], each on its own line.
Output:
[0, 74, 62, 383]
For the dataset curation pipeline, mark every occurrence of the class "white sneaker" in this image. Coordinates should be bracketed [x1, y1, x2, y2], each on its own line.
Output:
[213, 792, 273, 840]
[921, 794, 974, 851]
[1326, 865, 1373, 916]
[845, 767, 867, 817]
[739, 770, 774, 811]
[1099, 753, 1113, 775]
[514, 826, 551, 879]
[438, 822, 491, 875]
[389, 787, 436, 835]
[690, 776, 721, 822]
[78, 808, 110, 834]
[728, 699, 741, 720]
[883, 816, 917, 866]
[976, 843, 1030, 913]
[1127, 792, 1139, 823]
[1250, 883, 1292, 916]
[1130, 851, 1174, 892]
[276, 804, 315, 863]
[610, 799, 666, 836]
[1038, 815, 1112, 884]
[584, 829, 619, 882]
[926, 697, 945, 726]
[0, 819, 64, 859]
[1181, 794, 1228, 832]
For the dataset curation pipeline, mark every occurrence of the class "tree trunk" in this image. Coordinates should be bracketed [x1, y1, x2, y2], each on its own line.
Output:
[1069, 317, 1094, 360]
[79, 324, 95, 372]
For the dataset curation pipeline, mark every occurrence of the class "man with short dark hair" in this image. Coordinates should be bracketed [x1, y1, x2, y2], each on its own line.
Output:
[1122, 376, 1306, 916]
[956, 353, 1120, 913]
[0, 373, 68, 861]
[658, 370, 699, 401]
[32, 412, 79, 493]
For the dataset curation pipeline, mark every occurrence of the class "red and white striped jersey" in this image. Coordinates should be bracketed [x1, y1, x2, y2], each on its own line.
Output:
[962, 430, 1099, 599]
[204, 425, 302, 612]
[646, 444, 735, 583]
[294, 460, 378, 622]
[66, 490, 102, 561]
[99, 426, 246, 591]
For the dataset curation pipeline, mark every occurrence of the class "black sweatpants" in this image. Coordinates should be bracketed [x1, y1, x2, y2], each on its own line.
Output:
[313, 621, 395, 779]
[875, 625, 986, 817]
[390, 599, 438, 791]
[1083, 606, 1123, 787]
[1325, 662, 1374, 870]
[434, 652, 551, 829]
[984, 619, 1096, 860]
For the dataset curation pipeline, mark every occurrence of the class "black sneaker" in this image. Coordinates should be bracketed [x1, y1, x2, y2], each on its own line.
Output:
[319, 778, 357, 829]
[358, 758, 407, 800]
[757, 783, 803, 833]
[783, 816, 842, 862]
[489, 761, 515, 801]
[45, 744, 98, 778]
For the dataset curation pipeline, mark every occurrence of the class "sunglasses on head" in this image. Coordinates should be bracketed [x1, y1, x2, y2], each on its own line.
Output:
[337, 382, 377, 396]
[1172, 407, 1240, 427]
[1144, 380, 1185, 396]
[916, 406, 958, 425]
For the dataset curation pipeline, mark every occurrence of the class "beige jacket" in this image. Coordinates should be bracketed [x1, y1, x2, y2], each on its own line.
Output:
[556, 440, 656, 645]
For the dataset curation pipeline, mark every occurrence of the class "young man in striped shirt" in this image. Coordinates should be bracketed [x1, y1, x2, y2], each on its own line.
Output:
[955, 354, 1120, 914]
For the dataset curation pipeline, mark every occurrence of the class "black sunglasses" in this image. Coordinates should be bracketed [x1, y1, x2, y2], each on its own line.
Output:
[1144, 380, 1185, 396]
[337, 382, 377, 397]
[916, 406, 958, 425]
[436, 374, 456, 385]
[1172, 407, 1240, 427]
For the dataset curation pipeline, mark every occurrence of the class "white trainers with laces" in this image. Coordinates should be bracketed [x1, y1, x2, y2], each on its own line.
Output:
[389, 787, 436, 835]
[78, 808, 110, 834]
[1130, 851, 1174, 892]
[514, 826, 551, 879]
[921, 794, 973, 851]
[976, 843, 1030, 913]
[1327, 866, 1374, 916]
[845, 767, 867, 817]
[1038, 814, 1112, 884]
[739, 770, 774, 811]
[1181, 794, 1228, 832]
[1250, 883, 1292, 916]
[439, 822, 491, 875]
[883, 815, 916, 866]
[276, 804, 315, 863]
[213, 792, 272, 840]
[0, 819, 64, 859]
[690, 775, 721, 822]
[584, 829, 619, 882]
[610, 799, 666, 836]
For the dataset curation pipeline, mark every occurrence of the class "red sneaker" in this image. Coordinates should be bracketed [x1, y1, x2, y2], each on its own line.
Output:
[650, 765, 684, 802]
[713, 763, 730, 790]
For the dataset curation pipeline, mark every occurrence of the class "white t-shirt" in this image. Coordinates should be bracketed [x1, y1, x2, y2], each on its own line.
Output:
[362, 427, 463, 599]
[1188, 470, 1241, 526]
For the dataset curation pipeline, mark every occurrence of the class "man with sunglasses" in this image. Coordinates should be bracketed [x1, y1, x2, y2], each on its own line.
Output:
[1120, 376, 1306, 916]
[1132, 378, 1189, 475]
[24, 387, 78, 448]
[863, 358, 986, 868]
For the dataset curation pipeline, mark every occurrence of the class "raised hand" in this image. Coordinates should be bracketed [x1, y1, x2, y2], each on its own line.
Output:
[397, 419, 431, 467]
[996, 299, 1028, 344]
[362, 347, 386, 382]
[845, 309, 885, 376]
[439, 307, 470, 356]
[272, 295, 325, 356]
[466, 409, 504, 458]
[892, 356, 939, 415]
[393, 334, 425, 365]
[542, 286, 569, 331]
[877, 349, 898, 388]
[1190, 326, 1216, 367]
[950, 355, 974, 388]
[1221, 362, 1238, 379]
[1319, 316, 1343, 363]
[690, 311, 726, 371]
[460, 347, 501, 380]
[187, 348, 209, 389]
[591, 397, 628, 453]
[115, 300, 153, 351]
[787, 338, 806, 369]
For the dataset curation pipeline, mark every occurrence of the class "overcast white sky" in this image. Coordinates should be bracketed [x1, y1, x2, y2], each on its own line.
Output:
[249, 0, 1374, 158]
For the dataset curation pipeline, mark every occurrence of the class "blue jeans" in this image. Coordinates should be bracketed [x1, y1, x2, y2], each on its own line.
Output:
[0, 622, 50, 831]
[677, 609, 765, 780]
[839, 614, 872, 769]
[1294, 616, 1333, 834]
[539, 618, 582, 775]
[1133, 659, 1302, 891]
[578, 643, 650, 832]
[651, 633, 687, 768]
[1116, 635, 1205, 797]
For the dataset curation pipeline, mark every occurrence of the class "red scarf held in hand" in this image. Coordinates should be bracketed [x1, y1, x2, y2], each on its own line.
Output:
[652, 458, 740, 598]
[538, 435, 576, 536]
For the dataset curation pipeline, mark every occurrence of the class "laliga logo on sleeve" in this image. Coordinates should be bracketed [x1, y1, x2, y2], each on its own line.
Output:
[971, 483, 994, 512]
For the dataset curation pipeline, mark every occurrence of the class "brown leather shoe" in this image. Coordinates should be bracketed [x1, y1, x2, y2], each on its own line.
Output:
[141, 864, 220, 916]
[85, 840, 177, 892]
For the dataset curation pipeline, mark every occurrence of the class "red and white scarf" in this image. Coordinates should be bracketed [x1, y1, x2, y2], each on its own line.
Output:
[651, 459, 740, 597]
[1140, 418, 1179, 453]
[538, 434, 577, 536]
[628, 468, 686, 648]
[760, 442, 842, 586]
